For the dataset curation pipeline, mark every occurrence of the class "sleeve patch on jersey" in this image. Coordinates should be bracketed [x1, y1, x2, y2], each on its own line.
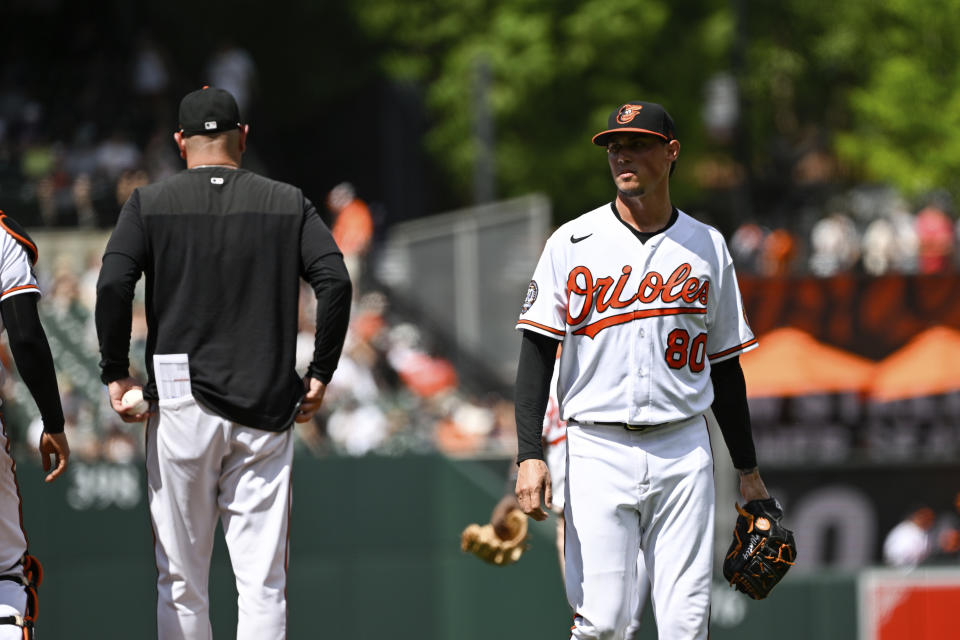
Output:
[0, 212, 39, 265]
[520, 280, 538, 314]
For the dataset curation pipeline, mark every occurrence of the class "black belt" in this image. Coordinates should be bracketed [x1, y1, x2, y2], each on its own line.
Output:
[576, 420, 664, 432]
[0, 615, 30, 628]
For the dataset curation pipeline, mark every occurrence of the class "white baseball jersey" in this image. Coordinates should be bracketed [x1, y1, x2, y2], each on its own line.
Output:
[0, 224, 40, 396]
[517, 204, 755, 425]
[0, 228, 40, 339]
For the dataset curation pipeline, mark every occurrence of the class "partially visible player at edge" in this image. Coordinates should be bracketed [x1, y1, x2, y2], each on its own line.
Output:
[0, 211, 69, 639]
[95, 86, 352, 640]
[513, 100, 769, 640]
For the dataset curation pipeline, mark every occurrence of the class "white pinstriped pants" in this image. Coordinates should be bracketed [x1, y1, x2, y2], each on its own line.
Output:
[146, 395, 293, 640]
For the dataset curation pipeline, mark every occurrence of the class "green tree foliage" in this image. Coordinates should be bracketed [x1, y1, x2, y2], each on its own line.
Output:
[354, 0, 960, 222]
[352, 0, 734, 222]
[832, 0, 960, 199]
[678, 0, 960, 207]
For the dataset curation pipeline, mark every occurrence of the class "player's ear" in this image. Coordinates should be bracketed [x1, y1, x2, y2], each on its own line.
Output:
[666, 139, 681, 161]
[238, 124, 250, 154]
[173, 131, 186, 160]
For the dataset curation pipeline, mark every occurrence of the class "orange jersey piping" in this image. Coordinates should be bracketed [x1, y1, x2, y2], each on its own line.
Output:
[546, 434, 567, 446]
[2, 284, 39, 298]
[517, 319, 565, 336]
[708, 337, 758, 361]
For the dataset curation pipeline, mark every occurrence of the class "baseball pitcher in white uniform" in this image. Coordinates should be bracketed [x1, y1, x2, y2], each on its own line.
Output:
[513, 101, 770, 640]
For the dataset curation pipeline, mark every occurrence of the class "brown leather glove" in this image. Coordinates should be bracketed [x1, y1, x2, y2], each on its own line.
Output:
[460, 508, 529, 566]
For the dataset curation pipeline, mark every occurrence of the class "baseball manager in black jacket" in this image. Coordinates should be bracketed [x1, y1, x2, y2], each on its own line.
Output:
[95, 86, 352, 640]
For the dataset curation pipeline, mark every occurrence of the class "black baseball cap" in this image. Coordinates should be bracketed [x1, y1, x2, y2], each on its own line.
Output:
[592, 101, 677, 146]
[178, 86, 241, 136]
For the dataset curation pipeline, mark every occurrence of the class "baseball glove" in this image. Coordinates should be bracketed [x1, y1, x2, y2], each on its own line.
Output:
[722, 498, 796, 599]
[460, 508, 529, 566]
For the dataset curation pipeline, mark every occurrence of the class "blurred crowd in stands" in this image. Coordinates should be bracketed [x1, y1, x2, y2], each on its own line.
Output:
[729, 186, 960, 277]
[297, 287, 517, 460]
[883, 493, 960, 568]
[0, 33, 256, 228]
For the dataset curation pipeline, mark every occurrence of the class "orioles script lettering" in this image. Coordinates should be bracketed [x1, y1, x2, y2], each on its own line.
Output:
[566, 263, 709, 338]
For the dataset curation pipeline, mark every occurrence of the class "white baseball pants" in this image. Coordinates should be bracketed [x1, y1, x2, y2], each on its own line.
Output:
[0, 414, 30, 639]
[0, 581, 28, 640]
[565, 416, 714, 640]
[146, 395, 293, 640]
[0, 416, 27, 573]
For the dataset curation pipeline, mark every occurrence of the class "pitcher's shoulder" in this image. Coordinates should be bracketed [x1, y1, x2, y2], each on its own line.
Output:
[0, 210, 38, 264]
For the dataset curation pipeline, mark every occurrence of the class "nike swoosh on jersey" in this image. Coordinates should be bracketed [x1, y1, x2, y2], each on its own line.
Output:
[570, 233, 593, 243]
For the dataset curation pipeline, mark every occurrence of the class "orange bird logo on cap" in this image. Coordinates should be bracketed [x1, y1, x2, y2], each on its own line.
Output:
[616, 104, 643, 124]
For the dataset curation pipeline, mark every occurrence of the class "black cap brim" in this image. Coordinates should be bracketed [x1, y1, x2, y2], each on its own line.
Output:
[592, 128, 671, 146]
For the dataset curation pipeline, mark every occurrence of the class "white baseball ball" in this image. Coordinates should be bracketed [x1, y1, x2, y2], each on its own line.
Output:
[121, 388, 149, 414]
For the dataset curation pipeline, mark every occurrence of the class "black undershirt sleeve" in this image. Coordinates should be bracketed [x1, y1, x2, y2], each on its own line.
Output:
[95, 252, 142, 383]
[1, 293, 65, 433]
[514, 329, 560, 464]
[302, 252, 352, 383]
[709, 356, 758, 470]
[95, 192, 146, 384]
[300, 197, 352, 384]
